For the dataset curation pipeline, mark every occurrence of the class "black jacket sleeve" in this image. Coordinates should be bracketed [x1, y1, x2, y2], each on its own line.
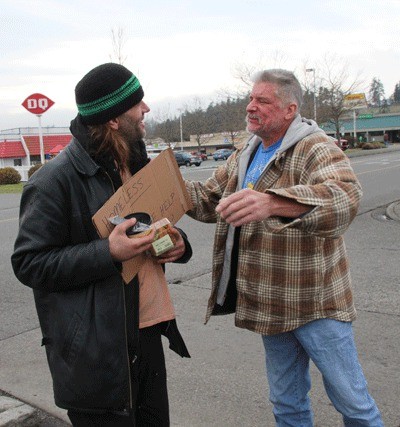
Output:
[173, 227, 193, 264]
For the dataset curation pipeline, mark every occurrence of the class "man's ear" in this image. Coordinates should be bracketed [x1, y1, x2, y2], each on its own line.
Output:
[285, 103, 298, 120]
[108, 117, 119, 130]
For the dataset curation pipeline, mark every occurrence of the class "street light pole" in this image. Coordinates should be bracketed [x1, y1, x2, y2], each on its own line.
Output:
[306, 68, 317, 122]
[179, 109, 183, 151]
[37, 114, 45, 164]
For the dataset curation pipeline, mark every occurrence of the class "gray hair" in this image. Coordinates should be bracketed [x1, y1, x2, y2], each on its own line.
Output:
[251, 69, 303, 111]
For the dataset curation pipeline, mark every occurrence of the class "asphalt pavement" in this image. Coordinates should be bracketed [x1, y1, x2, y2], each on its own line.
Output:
[1, 144, 400, 426]
[348, 145, 400, 223]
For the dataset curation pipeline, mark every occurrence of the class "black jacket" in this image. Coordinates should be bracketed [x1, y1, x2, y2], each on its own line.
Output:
[11, 135, 191, 413]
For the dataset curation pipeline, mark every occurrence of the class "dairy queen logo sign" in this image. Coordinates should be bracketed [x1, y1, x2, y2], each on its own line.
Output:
[22, 93, 55, 115]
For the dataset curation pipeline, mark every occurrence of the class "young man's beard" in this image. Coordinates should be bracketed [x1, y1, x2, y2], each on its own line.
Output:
[117, 117, 149, 174]
[119, 114, 146, 145]
[88, 113, 149, 176]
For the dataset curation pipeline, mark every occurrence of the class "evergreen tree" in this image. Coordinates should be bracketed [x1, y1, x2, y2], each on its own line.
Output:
[368, 77, 385, 107]
[392, 82, 400, 103]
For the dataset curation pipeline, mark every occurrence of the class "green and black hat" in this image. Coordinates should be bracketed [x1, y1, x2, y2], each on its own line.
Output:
[75, 63, 144, 125]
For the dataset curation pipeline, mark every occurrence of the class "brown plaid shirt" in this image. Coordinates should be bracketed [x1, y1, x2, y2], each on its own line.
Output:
[186, 131, 362, 335]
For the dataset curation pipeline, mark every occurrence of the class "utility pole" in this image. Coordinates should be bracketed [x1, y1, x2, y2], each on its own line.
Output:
[179, 109, 183, 151]
[306, 68, 317, 122]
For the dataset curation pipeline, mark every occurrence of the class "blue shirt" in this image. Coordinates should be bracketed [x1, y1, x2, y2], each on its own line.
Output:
[242, 139, 282, 189]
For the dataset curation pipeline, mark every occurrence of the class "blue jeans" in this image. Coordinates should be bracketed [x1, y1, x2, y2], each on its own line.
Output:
[262, 319, 383, 427]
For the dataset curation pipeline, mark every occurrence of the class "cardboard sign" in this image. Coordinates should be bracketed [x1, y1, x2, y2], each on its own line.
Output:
[92, 148, 193, 283]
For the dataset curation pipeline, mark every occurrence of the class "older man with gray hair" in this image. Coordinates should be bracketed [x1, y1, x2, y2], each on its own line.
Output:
[185, 69, 383, 426]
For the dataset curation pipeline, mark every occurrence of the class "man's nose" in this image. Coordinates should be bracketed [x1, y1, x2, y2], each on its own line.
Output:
[246, 101, 256, 112]
[142, 101, 150, 113]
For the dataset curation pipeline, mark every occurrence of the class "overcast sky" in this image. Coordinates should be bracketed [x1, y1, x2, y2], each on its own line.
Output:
[1, 0, 399, 131]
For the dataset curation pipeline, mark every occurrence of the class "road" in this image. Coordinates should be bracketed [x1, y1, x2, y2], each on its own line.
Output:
[0, 147, 399, 426]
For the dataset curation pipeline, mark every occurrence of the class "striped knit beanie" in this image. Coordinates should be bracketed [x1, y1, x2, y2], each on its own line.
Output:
[75, 63, 144, 125]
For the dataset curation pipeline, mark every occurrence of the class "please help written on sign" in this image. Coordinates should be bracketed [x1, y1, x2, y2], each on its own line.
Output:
[92, 148, 193, 283]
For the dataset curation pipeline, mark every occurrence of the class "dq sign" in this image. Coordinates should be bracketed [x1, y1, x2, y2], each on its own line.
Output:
[22, 93, 54, 115]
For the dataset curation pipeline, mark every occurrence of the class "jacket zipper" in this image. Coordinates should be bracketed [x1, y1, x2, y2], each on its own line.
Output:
[122, 280, 134, 411]
[104, 171, 134, 412]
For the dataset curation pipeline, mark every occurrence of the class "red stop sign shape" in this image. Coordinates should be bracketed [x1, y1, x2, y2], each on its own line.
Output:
[22, 93, 55, 115]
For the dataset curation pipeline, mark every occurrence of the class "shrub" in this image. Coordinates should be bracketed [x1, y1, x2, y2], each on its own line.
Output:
[0, 167, 21, 185]
[28, 163, 43, 178]
[362, 142, 385, 150]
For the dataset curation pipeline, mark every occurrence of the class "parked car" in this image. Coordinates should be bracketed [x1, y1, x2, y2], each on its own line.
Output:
[333, 139, 349, 151]
[189, 153, 203, 166]
[191, 151, 208, 161]
[174, 151, 202, 167]
[213, 148, 234, 161]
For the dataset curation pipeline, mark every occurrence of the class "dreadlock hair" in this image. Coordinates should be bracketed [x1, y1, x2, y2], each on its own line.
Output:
[88, 123, 130, 173]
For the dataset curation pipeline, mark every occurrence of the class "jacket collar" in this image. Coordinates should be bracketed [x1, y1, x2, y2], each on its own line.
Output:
[64, 137, 101, 177]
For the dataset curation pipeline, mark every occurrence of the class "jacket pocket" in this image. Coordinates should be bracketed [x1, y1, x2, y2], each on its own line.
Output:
[61, 312, 83, 366]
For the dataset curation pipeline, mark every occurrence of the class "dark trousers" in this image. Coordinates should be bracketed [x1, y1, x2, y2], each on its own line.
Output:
[67, 325, 169, 427]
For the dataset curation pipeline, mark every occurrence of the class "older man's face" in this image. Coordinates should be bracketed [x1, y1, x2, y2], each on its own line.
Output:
[246, 82, 295, 144]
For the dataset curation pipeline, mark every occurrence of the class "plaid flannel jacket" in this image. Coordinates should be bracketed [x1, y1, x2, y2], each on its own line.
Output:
[186, 129, 362, 335]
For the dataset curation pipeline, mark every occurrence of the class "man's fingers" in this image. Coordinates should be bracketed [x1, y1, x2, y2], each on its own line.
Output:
[216, 189, 252, 215]
[216, 189, 271, 226]
[218, 197, 251, 221]
[157, 251, 179, 264]
[132, 228, 156, 246]
[112, 218, 137, 235]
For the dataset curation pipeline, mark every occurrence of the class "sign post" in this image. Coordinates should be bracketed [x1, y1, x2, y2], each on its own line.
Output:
[21, 93, 55, 164]
[343, 93, 367, 140]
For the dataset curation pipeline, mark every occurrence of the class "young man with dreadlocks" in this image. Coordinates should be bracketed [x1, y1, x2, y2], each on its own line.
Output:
[12, 63, 191, 426]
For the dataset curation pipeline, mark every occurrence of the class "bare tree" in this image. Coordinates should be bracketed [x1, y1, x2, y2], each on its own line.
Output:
[181, 98, 214, 150]
[316, 55, 364, 143]
[231, 49, 288, 89]
[109, 27, 127, 65]
[151, 106, 179, 146]
[232, 62, 258, 89]
[210, 97, 248, 145]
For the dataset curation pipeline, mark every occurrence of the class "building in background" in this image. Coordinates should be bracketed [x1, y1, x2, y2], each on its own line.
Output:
[322, 113, 400, 145]
[0, 127, 70, 180]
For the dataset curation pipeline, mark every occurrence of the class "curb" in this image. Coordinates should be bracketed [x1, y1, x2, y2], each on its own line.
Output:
[346, 144, 400, 158]
[0, 396, 35, 427]
[0, 393, 69, 427]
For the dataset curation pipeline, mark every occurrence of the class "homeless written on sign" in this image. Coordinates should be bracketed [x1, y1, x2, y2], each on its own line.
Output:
[92, 148, 193, 283]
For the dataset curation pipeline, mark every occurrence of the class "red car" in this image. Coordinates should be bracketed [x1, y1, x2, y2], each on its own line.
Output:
[333, 139, 349, 151]
[191, 151, 208, 161]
